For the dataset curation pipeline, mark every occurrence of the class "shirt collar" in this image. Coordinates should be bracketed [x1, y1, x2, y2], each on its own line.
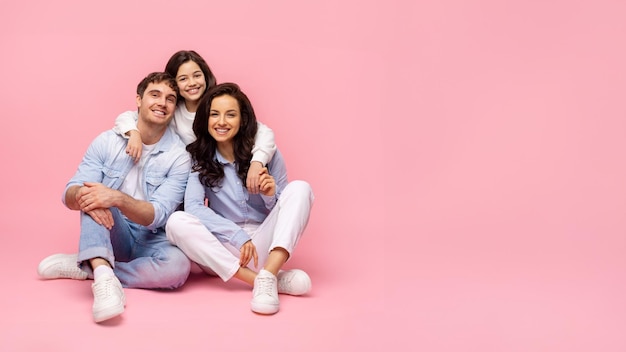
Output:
[215, 149, 238, 165]
[151, 127, 178, 153]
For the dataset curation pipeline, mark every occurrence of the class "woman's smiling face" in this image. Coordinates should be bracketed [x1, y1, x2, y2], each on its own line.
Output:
[208, 94, 241, 145]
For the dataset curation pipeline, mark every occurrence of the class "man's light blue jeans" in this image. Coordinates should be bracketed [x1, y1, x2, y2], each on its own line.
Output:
[77, 208, 190, 289]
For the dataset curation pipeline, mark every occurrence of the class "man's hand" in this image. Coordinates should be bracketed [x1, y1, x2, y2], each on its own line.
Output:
[86, 208, 114, 229]
[75, 182, 119, 213]
[71, 183, 116, 229]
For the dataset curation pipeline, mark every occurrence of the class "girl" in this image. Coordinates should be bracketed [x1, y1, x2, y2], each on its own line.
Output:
[114, 50, 276, 193]
[165, 83, 314, 315]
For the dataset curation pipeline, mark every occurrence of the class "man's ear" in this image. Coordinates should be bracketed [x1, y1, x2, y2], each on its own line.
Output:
[136, 94, 142, 108]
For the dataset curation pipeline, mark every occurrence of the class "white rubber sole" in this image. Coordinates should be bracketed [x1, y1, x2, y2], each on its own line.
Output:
[93, 302, 125, 323]
[250, 301, 279, 315]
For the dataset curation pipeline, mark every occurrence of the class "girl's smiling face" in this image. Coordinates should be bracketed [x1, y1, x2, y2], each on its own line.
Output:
[175, 60, 206, 106]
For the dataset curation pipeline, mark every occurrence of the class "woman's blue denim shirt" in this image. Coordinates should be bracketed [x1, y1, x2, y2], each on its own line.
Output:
[183, 149, 287, 249]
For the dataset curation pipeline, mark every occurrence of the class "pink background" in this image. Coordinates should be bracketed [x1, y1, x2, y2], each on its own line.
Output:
[1, 0, 625, 351]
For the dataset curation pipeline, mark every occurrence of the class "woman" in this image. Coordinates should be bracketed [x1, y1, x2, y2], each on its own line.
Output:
[114, 50, 276, 193]
[165, 83, 314, 315]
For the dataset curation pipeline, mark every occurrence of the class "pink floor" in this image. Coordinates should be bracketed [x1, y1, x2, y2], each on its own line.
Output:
[2, 196, 394, 351]
[2, 188, 626, 351]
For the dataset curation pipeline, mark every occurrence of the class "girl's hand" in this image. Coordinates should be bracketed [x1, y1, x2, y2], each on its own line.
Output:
[246, 161, 263, 194]
[258, 168, 276, 196]
[125, 130, 143, 163]
[239, 240, 258, 268]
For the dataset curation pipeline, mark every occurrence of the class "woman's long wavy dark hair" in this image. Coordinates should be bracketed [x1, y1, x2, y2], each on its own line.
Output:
[187, 83, 258, 188]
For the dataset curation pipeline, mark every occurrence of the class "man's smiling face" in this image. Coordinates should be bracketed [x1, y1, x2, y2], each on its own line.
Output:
[136, 81, 178, 126]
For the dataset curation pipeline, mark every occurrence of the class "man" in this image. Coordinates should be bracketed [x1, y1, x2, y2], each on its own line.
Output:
[37, 72, 191, 323]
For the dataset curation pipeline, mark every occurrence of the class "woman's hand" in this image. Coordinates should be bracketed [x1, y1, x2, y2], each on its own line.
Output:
[258, 167, 276, 196]
[239, 240, 258, 268]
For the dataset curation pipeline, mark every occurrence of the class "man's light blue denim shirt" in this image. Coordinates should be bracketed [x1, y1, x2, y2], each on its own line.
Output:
[184, 149, 288, 249]
[64, 128, 191, 230]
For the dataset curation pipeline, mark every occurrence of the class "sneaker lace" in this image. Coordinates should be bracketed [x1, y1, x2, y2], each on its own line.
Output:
[93, 277, 114, 299]
[255, 276, 275, 297]
[59, 267, 84, 279]
[278, 276, 291, 292]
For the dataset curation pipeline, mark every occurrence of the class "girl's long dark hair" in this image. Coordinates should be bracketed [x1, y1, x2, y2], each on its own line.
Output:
[187, 83, 258, 188]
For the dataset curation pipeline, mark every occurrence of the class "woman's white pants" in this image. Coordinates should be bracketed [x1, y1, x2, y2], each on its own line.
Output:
[166, 180, 314, 281]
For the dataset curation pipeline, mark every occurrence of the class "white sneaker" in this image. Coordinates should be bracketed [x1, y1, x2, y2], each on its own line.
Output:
[92, 274, 126, 323]
[37, 253, 88, 280]
[277, 269, 312, 296]
[251, 269, 279, 314]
